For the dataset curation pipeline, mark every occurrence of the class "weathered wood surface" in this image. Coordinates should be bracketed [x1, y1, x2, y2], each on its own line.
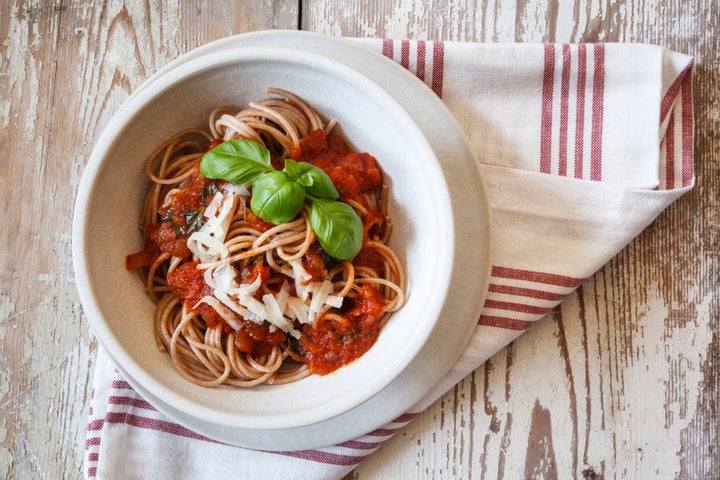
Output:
[1, 1, 716, 479]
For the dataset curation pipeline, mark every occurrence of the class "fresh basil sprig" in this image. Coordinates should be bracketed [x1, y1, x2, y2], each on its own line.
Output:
[201, 139, 363, 260]
[250, 170, 306, 224]
[309, 198, 363, 261]
[199, 138, 272, 184]
[283, 159, 339, 200]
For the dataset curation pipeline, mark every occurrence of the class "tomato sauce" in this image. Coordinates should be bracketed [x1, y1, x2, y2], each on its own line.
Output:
[290, 129, 383, 203]
[290, 129, 389, 242]
[233, 320, 286, 356]
[294, 284, 385, 375]
[353, 245, 386, 274]
[167, 261, 223, 328]
[167, 260, 285, 356]
[125, 167, 217, 269]
[244, 209, 274, 233]
[301, 244, 327, 281]
[239, 261, 272, 287]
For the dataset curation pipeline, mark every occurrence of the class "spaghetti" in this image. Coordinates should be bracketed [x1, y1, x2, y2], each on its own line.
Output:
[126, 88, 405, 387]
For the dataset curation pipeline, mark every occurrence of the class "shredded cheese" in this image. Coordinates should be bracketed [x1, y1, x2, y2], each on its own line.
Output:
[289, 259, 312, 301]
[189, 185, 343, 337]
[187, 187, 238, 262]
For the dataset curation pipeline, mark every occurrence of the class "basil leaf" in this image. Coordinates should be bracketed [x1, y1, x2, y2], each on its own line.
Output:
[200, 139, 272, 184]
[283, 159, 339, 200]
[161, 207, 205, 236]
[309, 198, 363, 260]
[250, 171, 306, 224]
[179, 208, 206, 235]
[200, 182, 218, 202]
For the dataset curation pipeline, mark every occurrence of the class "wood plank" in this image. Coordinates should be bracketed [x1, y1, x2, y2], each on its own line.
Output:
[0, 2, 297, 478]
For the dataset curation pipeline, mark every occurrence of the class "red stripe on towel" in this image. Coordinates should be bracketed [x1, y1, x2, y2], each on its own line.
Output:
[382, 38, 394, 59]
[491, 265, 585, 288]
[488, 283, 568, 301]
[590, 44, 605, 181]
[104, 411, 224, 442]
[484, 299, 553, 316]
[665, 111, 676, 188]
[574, 43, 587, 179]
[681, 67, 694, 187]
[559, 44, 571, 176]
[108, 394, 157, 411]
[432, 41, 444, 97]
[416, 40, 426, 81]
[540, 44, 556, 174]
[478, 315, 536, 331]
[660, 62, 693, 124]
[400, 39, 410, 68]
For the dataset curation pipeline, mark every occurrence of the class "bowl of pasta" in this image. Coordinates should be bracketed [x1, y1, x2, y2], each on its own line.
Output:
[73, 43, 457, 435]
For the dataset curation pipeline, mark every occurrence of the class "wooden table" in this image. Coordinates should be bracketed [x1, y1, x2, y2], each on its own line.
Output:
[2, 1, 717, 478]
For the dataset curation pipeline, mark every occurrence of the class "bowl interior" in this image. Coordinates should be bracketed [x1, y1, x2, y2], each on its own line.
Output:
[74, 46, 453, 430]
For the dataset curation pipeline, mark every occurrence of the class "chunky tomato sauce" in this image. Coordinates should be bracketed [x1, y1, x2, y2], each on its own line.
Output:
[293, 284, 385, 375]
[290, 129, 383, 203]
[167, 261, 223, 327]
[125, 168, 217, 269]
[244, 209, 275, 233]
[167, 259, 285, 356]
[290, 129, 389, 244]
[128, 129, 392, 375]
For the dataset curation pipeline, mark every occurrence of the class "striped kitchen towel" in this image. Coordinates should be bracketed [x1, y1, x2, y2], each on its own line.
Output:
[84, 39, 694, 479]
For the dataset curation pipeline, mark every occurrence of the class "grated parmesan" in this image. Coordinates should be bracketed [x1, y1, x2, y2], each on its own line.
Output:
[190, 187, 343, 337]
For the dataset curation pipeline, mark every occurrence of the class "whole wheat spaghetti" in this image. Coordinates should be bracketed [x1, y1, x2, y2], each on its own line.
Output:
[126, 88, 405, 387]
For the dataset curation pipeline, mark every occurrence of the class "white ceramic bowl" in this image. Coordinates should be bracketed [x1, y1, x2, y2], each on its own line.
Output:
[73, 45, 454, 431]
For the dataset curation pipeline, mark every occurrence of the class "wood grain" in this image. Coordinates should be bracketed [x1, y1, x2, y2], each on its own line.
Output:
[0, 2, 297, 479]
[1, 1, 717, 479]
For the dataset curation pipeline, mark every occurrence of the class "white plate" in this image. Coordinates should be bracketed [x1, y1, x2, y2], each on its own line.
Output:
[114, 31, 492, 450]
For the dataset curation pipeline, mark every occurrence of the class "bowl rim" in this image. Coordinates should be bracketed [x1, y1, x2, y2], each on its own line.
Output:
[72, 45, 455, 430]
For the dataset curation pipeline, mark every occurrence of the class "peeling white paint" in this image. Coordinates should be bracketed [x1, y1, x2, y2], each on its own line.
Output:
[358, 21, 379, 38]
[384, 0, 427, 39]
[0, 286, 15, 477]
[1, 4, 25, 130]
[18, 243, 94, 477]
[0, 440, 12, 480]
[4, 5, 26, 88]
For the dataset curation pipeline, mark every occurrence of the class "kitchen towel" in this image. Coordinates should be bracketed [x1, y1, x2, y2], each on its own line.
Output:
[84, 39, 694, 479]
